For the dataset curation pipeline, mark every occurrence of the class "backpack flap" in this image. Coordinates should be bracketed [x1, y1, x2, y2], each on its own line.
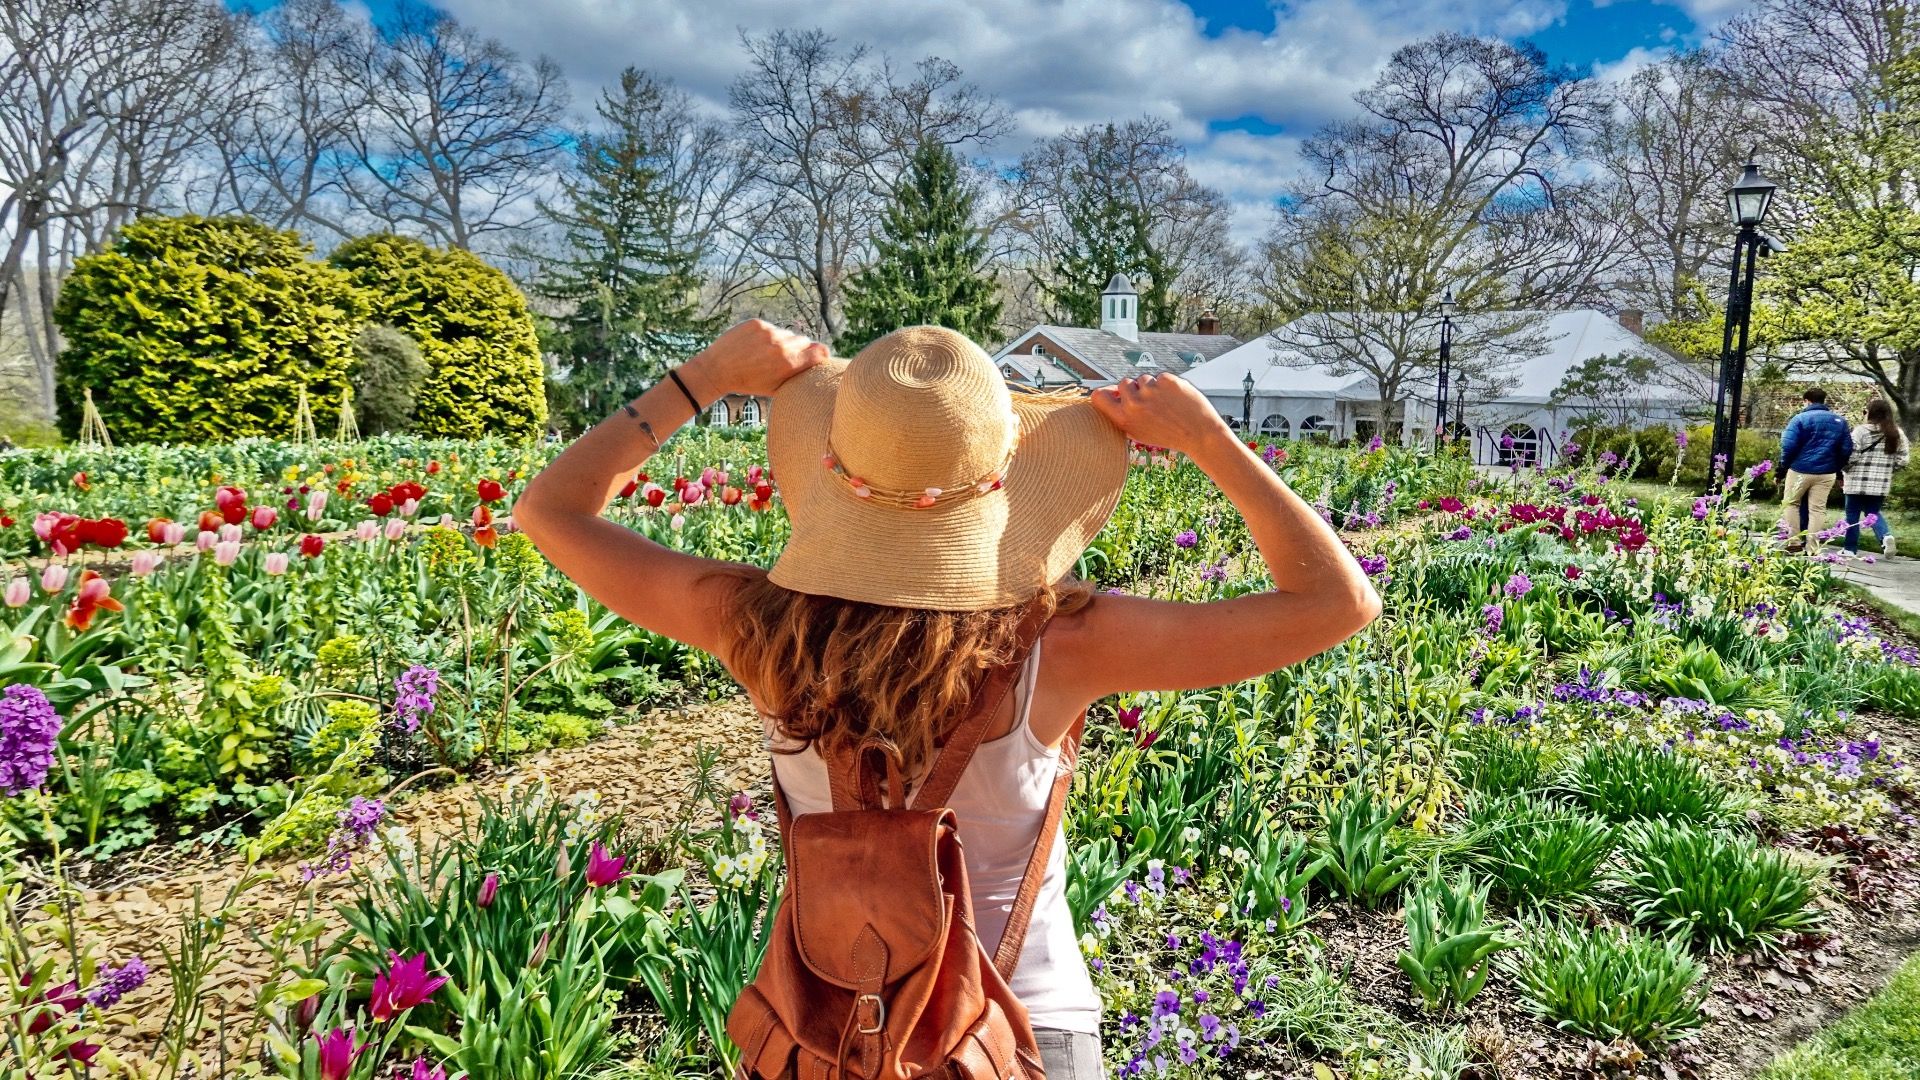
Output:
[787, 807, 959, 989]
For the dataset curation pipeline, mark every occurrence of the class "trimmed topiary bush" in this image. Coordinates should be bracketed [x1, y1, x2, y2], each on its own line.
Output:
[329, 233, 547, 440]
[351, 324, 429, 435]
[53, 215, 366, 444]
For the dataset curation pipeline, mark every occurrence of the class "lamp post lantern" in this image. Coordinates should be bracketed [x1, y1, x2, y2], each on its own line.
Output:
[1454, 376, 1468, 447]
[1709, 160, 1779, 487]
[1434, 290, 1457, 443]
[1241, 371, 1255, 435]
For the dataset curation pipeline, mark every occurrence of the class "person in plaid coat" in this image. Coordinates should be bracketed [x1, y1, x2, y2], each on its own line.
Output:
[1842, 398, 1911, 555]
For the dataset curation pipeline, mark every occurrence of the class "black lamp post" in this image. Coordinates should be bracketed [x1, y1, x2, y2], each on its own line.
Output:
[1434, 289, 1457, 443]
[1454, 375, 1468, 444]
[1242, 370, 1255, 434]
[1708, 160, 1779, 487]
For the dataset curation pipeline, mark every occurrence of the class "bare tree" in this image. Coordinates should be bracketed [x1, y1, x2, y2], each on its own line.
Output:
[1593, 51, 1748, 320]
[202, 0, 361, 240]
[0, 0, 241, 422]
[1258, 34, 1608, 434]
[1007, 117, 1243, 332]
[728, 29, 1008, 340]
[331, 0, 568, 251]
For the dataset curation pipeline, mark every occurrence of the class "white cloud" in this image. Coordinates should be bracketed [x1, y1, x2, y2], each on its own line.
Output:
[427, 0, 1617, 249]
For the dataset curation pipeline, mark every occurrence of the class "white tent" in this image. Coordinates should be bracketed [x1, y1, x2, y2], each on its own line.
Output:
[1182, 309, 1701, 464]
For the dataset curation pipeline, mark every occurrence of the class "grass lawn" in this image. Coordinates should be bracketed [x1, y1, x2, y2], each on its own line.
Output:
[1762, 952, 1920, 1080]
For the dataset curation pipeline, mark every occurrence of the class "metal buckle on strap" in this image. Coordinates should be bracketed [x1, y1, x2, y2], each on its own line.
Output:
[855, 992, 887, 1035]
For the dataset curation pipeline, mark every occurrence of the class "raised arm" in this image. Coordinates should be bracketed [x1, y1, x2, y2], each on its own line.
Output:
[1046, 373, 1382, 708]
[512, 321, 828, 658]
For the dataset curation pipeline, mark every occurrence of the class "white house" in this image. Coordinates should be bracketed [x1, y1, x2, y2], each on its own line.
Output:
[992, 273, 1240, 387]
[1180, 309, 1702, 465]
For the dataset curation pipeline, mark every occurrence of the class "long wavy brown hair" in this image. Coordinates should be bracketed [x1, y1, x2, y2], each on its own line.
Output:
[712, 570, 1093, 780]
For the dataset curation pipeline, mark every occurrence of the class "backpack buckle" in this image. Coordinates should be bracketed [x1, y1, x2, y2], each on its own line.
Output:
[854, 992, 887, 1034]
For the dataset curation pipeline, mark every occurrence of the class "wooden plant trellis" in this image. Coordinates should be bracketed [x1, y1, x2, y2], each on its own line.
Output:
[77, 388, 113, 450]
[292, 386, 319, 445]
[335, 386, 360, 442]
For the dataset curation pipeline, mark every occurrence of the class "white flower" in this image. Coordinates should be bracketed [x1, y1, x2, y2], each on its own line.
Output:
[1181, 826, 1201, 845]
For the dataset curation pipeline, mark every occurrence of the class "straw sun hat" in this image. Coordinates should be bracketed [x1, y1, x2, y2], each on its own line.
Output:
[765, 325, 1128, 611]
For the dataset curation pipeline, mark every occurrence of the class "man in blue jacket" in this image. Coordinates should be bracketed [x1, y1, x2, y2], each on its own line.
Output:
[1779, 387, 1854, 551]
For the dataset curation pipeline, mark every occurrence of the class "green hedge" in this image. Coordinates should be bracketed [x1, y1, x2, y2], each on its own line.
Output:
[329, 234, 547, 440]
[52, 215, 366, 444]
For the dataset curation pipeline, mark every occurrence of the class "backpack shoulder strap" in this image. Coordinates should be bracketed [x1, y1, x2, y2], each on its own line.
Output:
[990, 711, 1086, 980]
[911, 601, 1053, 812]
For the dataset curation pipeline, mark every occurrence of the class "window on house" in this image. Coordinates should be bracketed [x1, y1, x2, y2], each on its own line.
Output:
[1032, 342, 1047, 355]
[739, 397, 761, 426]
[708, 400, 730, 426]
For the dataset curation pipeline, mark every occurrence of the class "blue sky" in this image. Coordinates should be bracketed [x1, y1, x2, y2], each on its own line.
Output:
[228, 0, 1738, 241]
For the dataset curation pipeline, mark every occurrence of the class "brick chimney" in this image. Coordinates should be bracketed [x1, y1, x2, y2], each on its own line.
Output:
[1195, 308, 1219, 336]
[1616, 308, 1645, 336]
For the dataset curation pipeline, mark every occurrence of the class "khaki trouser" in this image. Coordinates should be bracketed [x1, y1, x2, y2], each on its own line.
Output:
[1780, 469, 1838, 547]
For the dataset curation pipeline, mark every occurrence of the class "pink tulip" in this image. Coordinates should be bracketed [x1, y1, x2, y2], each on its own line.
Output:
[305, 491, 328, 521]
[263, 552, 290, 575]
[368, 952, 449, 1021]
[476, 872, 499, 908]
[213, 541, 241, 566]
[435, 513, 452, 527]
[196, 530, 218, 552]
[405, 1060, 448, 1080]
[4, 578, 28, 607]
[40, 564, 69, 593]
[160, 522, 186, 544]
[700, 466, 720, 487]
[251, 506, 277, 530]
[400, 498, 420, 518]
[681, 481, 706, 506]
[130, 551, 163, 577]
[219, 523, 243, 544]
[355, 520, 380, 542]
[584, 842, 629, 888]
[669, 513, 685, 532]
[746, 464, 764, 485]
[384, 518, 408, 541]
[312, 1027, 364, 1080]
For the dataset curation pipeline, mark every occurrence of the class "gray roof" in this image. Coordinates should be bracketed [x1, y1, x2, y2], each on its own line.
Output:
[1102, 273, 1136, 295]
[1013, 325, 1241, 380]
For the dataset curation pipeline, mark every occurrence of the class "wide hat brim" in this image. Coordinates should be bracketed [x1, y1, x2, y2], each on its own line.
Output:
[765, 358, 1128, 611]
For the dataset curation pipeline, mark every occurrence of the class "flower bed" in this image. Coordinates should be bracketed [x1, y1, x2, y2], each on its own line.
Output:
[3, 437, 1917, 1078]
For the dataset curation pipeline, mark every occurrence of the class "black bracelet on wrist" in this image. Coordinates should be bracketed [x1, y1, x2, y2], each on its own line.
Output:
[667, 368, 703, 413]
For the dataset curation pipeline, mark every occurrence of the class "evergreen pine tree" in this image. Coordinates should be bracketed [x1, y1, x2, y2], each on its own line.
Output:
[526, 69, 718, 429]
[838, 140, 1003, 352]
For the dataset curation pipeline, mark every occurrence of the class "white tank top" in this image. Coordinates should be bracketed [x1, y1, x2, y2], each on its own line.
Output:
[763, 641, 1101, 1034]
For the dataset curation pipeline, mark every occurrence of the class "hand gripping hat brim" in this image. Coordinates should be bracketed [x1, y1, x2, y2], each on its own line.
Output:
[765, 325, 1128, 611]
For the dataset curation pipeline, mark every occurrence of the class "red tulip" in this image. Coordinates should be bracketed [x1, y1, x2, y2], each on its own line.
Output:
[584, 842, 628, 888]
[1136, 726, 1160, 750]
[65, 570, 123, 632]
[221, 503, 248, 526]
[721, 485, 742, 506]
[427, 460, 442, 475]
[753, 483, 773, 503]
[25, 979, 80, 1035]
[618, 478, 639, 500]
[0, 514, 13, 529]
[146, 518, 173, 544]
[476, 478, 506, 503]
[215, 486, 247, 514]
[1564, 565, 1582, 580]
[367, 493, 395, 517]
[251, 506, 278, 530]
[77, 517, 127, 549]
[368, 952, 449, 1021]
[389, 481, 427, 506]
[71, 470, 90, 491]
[198, 510, 224, 534]
[642, 484, 667, 508]
[300, 534, 326, 559]
[1116, 706, 1142, 731]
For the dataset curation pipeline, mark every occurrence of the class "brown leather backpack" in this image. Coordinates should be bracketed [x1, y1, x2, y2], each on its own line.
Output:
[727, 620, 1083, 1080]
